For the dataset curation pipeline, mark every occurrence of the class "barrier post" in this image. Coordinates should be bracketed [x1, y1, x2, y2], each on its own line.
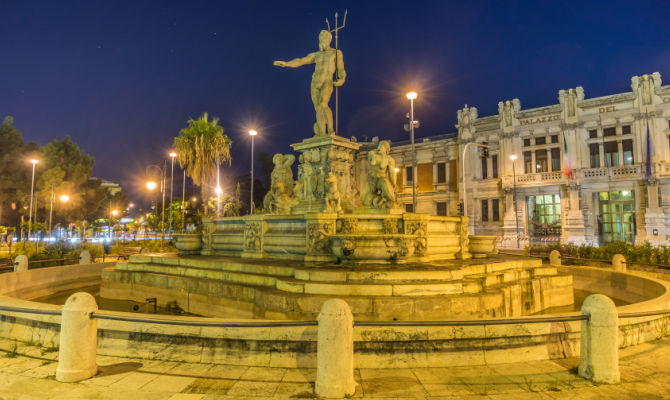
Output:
[578, 294, 620, 384]
[79, 250, 91, 264]
[13, 255, 28, 272]
[549, 250, 561, 267]
[315, 299, 357, 398]
[56, 292, 98, 382]
[612, 254, 626, 272]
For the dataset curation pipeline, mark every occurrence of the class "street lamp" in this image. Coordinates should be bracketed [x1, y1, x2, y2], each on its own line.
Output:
[406, 91, 418, 212]
[169, 152, 177, 235]
[460, 142, 491, 234]
[248, 129, 257, 214]
[48, 187, 70, 239]
[146, 163, 167, 251]
[109, 208, 119, 239]
[509, 154, 520, 249]
[27, 159, 39, 242]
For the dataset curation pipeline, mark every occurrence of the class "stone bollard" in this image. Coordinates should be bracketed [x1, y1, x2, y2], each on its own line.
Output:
[56, 292, 99, 382]
[13, 255, 28, 272]
[79, 250, 91, 264]
[578, 294, 620, 384]
[612, 254, 626, 272]
[549, 250, 561, 267]
[315, 299, 357, 398]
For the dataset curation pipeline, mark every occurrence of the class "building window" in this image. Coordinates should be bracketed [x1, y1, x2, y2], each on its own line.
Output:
[550, 148, 560, 172]
[436, 202, 447, 216]
[481, 199, 489, 222]
[527, 194, 561, 238]
[589, 129, 598, 139]
[523, 151, 533, 174]
[551, 135, 558, 143]
[405, 203, 413, 212]
[492, 198, 500, 221]
[437, 162, 446, 183]
[481, 156, 488, 179]
[523, 138, 531, 147]
[405, 166, 413, 183]
[604, 141, 619, 167]
[535, 137, 546, 145]
[589, 143, 600, 168]
[535, 149, 548, 172]
[492, 155, 498, 178]
[604, 127, 616, 137]
[622, 125, 631, 135]
[448, 160, 457, 191]
[622, 139, 634, 165]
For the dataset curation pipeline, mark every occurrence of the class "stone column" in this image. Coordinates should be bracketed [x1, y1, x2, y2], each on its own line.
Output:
[642, 179, 665, 246]
[56, 292, 98, 382]
[578, 294, 620, 384]
[315, 299, 357, 398]
[612, 254, 626, 272]
[501, 186, 518, 249]
[561, 182, 586, 245]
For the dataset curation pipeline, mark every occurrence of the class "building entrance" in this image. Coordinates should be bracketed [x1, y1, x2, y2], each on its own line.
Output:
[598, 191, 635, 244]
[527, 194, 561, 241]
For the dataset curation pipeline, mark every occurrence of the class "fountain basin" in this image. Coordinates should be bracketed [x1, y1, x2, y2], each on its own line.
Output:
[330, 234, 416, 262]
[469, 235, 498, 258]
[172, 233, 202, 254]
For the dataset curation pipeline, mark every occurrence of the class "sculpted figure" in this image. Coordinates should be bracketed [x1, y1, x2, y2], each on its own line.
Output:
[274, 30, 346, 136]
[262, 154, 296, 213]
[362, 141, 397, 208]
[325, 172, 342, 213]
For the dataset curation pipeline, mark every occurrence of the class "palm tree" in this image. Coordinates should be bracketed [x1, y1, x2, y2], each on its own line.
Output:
[173, 113, 232, 216]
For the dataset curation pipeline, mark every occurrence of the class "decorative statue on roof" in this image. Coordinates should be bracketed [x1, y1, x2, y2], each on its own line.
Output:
[274, 30, 346, 136]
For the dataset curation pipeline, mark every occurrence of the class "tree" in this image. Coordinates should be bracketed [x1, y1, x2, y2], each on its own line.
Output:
[0, 116, 29, 227]
[173, 113, 232, 216]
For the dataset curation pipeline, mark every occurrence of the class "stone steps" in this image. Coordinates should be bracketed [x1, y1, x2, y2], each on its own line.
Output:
[116, 256, 554, 299]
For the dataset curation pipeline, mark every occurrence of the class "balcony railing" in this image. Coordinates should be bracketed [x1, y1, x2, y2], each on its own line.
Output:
[578, 164, 644, 181]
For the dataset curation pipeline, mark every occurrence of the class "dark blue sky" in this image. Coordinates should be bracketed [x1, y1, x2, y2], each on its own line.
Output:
[2, 0, 670, 202]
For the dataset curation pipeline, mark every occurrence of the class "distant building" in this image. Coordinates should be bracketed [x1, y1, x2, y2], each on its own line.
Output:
[356, 73, 670, 248]
[89, 177, 122, 196]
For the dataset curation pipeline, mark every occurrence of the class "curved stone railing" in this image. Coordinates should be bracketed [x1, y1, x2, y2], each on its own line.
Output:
[0, 263, 668, 369]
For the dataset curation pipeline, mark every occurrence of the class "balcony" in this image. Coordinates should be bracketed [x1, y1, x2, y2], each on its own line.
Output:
[578, 165, 644, 181]
[657, 162, 670, 178]
[502, 171, 564, 187]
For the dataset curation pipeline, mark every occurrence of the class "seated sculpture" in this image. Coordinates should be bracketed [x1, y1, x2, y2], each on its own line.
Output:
[362, 140, 397, 208]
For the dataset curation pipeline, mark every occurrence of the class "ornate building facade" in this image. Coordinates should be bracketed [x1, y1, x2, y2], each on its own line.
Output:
[355, 73, 670, 248]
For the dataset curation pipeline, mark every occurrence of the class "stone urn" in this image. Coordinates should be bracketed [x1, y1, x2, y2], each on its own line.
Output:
[172, 233, 202, 255]
[468, 235, 498, 258]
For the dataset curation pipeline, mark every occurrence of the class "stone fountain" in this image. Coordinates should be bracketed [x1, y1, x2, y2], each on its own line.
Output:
[101, 28, 573, 320]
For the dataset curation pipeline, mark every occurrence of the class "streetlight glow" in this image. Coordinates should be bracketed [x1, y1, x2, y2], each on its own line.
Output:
[509, 154, 518, 161]
[59, 195, 70, 202]
[146, 181, 157, 190]
[406, 91, 417, 100]
[249, 129, 257, 136]
[215, 186, 223, 195]
[169, 152, 177, 158]
[112, 210, 119, 216]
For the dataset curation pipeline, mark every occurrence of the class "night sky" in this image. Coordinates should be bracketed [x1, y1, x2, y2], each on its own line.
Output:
[2, 0, 670, 204]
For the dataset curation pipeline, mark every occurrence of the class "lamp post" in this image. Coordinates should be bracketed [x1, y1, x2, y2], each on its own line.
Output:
[27, 159, 38, 242]
[146, 163, 166, 251]
[510, 154, 520, 249]
[248, 130, 257, 214]
[48, 187, 69, 239]
[406, 91, 418, 212]
[216, 161, 221, 217]
[461, 142, 491, 234]
[169, 152, 176, 236]
[109, 207, 118, 239]
[181, 170, 186, 233]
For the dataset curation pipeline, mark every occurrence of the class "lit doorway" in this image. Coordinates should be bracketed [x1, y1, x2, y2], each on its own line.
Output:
[598, 191, 635, 244]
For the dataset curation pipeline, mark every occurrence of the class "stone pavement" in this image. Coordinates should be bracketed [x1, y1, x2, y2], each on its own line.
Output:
[0, 337, 669, 399]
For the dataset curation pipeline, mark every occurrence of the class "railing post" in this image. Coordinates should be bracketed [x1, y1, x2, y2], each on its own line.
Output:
[316, 299, 357, 398]
[578, 294, 620, 384]
[56, 292, 98, 382]
[612, 254, 626, 272]
[13, 255, 28, 272]
[79, 250, 91, 265]
[549, 250, 561, 267]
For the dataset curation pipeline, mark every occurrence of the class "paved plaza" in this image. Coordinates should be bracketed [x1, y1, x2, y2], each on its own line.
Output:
[0, 337, 668, 399]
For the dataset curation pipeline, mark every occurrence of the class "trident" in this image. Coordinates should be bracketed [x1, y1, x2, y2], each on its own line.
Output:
[326, 10, 347, 135]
